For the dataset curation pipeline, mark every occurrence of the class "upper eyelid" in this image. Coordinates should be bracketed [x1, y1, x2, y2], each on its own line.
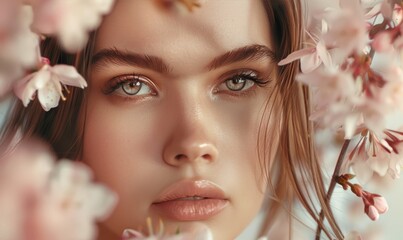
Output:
[221, 70, 269, 83]
[103, 74, 157, 95]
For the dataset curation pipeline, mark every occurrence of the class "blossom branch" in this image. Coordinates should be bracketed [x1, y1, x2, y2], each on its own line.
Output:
[315, 139, 351, 240]
[335, 174, 389, 221]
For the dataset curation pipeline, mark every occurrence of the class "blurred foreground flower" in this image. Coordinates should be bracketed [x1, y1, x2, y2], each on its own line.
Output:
[0, 5, 40, 98]
[0, 0, 20, 39]
[14, 57, 87, 111]
[29, 0, 115, 52]
[0, 140, 117, 240]
[122, 219, 212, 240]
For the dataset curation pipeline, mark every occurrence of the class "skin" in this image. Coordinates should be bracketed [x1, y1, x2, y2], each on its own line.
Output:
[82, 0, 279, 239]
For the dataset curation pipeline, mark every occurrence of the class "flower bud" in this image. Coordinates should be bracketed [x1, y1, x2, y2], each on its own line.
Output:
[373, 196, 389, 214]
[365, 205, 379, 221]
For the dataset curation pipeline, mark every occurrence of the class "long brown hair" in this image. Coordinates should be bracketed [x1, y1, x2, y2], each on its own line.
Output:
[0, 0, 342, 239]
[260, 0, 343, 239]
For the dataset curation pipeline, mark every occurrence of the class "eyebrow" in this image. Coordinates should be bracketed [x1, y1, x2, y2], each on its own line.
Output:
[207, 44, 276, 71]
[91, 44, 275, 73]
[91, 48, 171, 73]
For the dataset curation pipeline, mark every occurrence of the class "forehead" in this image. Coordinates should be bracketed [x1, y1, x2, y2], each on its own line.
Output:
[95, 0, 271, 70]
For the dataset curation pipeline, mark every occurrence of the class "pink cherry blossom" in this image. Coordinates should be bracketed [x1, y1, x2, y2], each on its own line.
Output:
[14, 60, 87, 111]
[278, 38, 332, 73]
[30, 0, 115, 52]
[322, 0, 370, 59]
[296, 68, 364, 138]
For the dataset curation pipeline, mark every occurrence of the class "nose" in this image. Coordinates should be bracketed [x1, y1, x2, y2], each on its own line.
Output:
[163, 140, 218, 166]
[162, 97, 218, 167]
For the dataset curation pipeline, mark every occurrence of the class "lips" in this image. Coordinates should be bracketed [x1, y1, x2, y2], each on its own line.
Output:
[152, 180, 229, 221]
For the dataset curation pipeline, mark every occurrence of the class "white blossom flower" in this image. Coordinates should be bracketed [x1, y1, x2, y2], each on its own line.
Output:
[30, 0, 115, 52]
[14, 61, 87, 111]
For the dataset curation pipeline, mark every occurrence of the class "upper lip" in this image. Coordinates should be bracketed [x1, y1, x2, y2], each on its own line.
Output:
[153, 179, 228, 203]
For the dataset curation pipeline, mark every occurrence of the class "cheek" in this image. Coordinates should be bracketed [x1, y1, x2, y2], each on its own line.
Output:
[81, 97, 169, 230]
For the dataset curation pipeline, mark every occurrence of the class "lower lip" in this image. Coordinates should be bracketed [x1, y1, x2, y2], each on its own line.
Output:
[153, 199, 228, 221]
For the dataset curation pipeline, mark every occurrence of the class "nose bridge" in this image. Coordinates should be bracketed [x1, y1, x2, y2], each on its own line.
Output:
[162, 88, 218, 166]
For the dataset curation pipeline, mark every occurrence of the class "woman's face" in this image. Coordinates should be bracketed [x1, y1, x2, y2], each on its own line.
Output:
[82, 0, 278, 239]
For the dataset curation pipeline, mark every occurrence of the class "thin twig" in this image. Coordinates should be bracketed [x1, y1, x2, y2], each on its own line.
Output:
[315, 139, 351, 240]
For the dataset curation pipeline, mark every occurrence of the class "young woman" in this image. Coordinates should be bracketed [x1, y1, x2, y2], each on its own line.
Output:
[1, 0, 343, 239]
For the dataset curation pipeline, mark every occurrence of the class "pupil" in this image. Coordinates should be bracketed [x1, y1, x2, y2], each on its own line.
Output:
[233, 78, 242, 84]
[228, 77, 246, 91]
[123, 80, 141, 95]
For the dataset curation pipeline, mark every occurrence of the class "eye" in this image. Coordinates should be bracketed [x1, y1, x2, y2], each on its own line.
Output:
[216, 70, 269, 93]
[225, 76, 254, 91]
[104, 74, 157, 97]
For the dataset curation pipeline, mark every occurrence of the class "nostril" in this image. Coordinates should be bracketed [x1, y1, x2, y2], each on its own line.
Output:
[175, 154, 186, 161]
[201, 154, 212, 161]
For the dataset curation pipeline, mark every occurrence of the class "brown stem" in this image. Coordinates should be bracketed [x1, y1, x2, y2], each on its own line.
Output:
[315, 139, 351, 240]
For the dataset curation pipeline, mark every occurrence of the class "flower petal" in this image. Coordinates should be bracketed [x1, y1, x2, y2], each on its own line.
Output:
[15, 68, 52, 107]
[366, 205, 379, 221]
[351, 156, 373, 184]
[51, 65, 87, 88]
[278, 48, 315, 66]
[300, 53, 322, 73]
[373, 196, 389, 214]
[316, 40, 332, 68]
[37, 81, 61, 111]
[13, 73, 35, 107]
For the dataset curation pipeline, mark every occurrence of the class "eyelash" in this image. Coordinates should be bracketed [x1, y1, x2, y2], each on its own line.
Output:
[103, 74, 157, 97]
[103, 70, 269, 99]
[216, 70, 269, 94]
